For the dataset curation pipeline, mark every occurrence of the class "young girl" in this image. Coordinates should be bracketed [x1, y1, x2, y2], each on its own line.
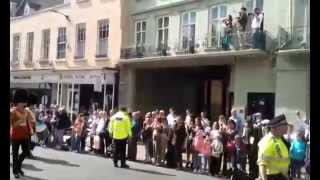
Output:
[193, 128, 204, 173]
[200, 134, 212, 174]
[210, 133, 224, 176]
[290, 130, 306, 179]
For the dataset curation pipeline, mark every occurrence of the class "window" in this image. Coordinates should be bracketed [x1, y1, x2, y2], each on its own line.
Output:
[210, 5, 227, 48]
[245, 0, 264, 13]
[157, 16, 169, 51]
[75, 23, 86, 59]
[57, 27, 66, 59]
[96, 19, 109, 57]
[12, 33, 20, 63]
[26, 32, 34, 62]
[41, 29, 50, 60]
[181, 11, 196, 49]
[135, 20, 146, 47]
[24, 3, 30, 16]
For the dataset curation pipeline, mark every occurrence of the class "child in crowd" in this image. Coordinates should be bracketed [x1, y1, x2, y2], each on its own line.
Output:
[193, 129, 204, 173]
[210, 133, 224, 176]
[234, 135, 247, 171]
[200, 134, 212, 174]
[290, 129, 306, 179]
[210, 121, 220, 140]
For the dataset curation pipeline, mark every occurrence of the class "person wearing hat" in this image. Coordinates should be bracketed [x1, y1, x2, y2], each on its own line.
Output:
[243, 118, 263, 179]
[257, 114, 290, 180]
[10, 89, 35, 178]
[108, 107, 132, 168]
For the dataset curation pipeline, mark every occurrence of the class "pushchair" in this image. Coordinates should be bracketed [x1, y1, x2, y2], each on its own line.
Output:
[35, 121, 50, 147]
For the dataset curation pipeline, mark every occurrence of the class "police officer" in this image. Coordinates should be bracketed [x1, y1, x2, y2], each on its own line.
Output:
[10, 89, 35, 178]
[257, 114, 290, 180]
[108, 107, 132, 168]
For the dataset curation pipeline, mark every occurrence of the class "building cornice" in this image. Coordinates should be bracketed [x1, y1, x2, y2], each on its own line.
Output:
[10, 3, 70, 22]
[131, 0, 199, 16]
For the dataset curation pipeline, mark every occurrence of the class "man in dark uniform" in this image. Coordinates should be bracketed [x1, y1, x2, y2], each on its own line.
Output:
[10, 89, 35, 178]
[243, 118, 263, 179]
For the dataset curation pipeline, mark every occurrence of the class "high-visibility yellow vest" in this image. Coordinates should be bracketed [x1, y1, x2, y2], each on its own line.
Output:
[257, 132, 290, 176]
[108, 111, 132, 140]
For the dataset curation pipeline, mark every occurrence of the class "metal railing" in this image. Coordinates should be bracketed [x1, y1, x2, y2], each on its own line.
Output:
[120, 30, 267, 59]
[277, 26, 310, 50]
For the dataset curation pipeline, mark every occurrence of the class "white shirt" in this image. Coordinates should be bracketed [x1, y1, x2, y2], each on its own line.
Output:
[202, 118, 210, 128]
[167, 113, 176, 128]
[96, 118, 106, 134]
[185, 115, 191, 126]
[251, 13, 264, 29]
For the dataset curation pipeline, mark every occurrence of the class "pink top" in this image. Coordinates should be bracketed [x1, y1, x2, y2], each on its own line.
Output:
[200, 141, 212, 156]
[193, 133, 204, 152]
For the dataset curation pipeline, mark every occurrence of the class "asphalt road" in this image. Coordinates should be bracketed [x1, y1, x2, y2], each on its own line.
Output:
[10, 147, 227, 180]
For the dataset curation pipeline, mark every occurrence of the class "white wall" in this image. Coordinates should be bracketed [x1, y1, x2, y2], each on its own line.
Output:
[233, 56, 276, 107]
[275, 52, 310, 126]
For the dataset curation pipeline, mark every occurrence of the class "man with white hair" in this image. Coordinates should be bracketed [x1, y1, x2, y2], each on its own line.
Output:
[167, 107, 177, 128]
[230, 108, 243, 135]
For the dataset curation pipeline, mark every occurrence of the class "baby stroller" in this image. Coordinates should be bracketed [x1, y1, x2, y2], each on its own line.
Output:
[35, 121, 50, 147]
[61, 128, 72, 151]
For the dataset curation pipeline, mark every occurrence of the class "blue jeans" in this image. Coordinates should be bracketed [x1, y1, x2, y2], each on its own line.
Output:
[200, 155, 209, 172]
[192, 153, 201, 170]
[71, 135, 81, 152]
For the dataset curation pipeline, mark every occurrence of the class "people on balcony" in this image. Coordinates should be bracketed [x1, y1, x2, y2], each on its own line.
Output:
[250, 8, 264, 49]
[237, 7, 248, 49]
[221, 15, 234, 50]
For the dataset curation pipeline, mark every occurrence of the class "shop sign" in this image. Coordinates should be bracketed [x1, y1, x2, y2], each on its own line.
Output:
[42, 74, 60, 82]
[94, 79, 102, 92]
[11, 75, 42, 83]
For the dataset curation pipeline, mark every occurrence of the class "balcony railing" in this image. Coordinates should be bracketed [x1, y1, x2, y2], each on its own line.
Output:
[277, 26, 310, 50]
[120, 30, 267, 59]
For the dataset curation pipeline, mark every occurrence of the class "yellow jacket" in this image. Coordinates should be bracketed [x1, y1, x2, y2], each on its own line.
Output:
[108, 111, 132, 140]
[257, 132, 290, 176]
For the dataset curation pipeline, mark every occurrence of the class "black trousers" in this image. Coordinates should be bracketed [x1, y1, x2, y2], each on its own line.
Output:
[210, 155, 222, 175]
[12, 139, 31, 174]
[248, 152, 259, 178]
[127, 137, 138, 161]
[113, 138, 127, 166]
[267, 174, 288, 180]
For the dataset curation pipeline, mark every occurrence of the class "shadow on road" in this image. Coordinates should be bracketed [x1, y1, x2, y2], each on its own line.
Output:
[33, 156, 80, 167]
[21, 164, 43, 172]
[126, 167, 176, 176]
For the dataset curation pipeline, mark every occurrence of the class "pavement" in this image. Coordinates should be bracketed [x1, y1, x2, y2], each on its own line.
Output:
[10, 145, 227, 180]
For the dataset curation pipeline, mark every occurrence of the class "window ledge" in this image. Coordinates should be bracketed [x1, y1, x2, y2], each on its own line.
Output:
[74, 57, 87, 62]
[55, 58, 67, 62]
[95, 56, 110, 61]
[39, 59, 51, 64]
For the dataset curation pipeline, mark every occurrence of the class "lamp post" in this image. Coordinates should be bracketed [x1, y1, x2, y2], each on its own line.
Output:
[49, 9, 75, 120]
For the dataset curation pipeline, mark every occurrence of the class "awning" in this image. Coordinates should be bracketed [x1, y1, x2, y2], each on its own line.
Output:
[10, 69, 115, 84]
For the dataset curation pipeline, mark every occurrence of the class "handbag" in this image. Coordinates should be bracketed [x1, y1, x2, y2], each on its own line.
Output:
[226, 139, 236, 153]
[93, 135, 100, 150]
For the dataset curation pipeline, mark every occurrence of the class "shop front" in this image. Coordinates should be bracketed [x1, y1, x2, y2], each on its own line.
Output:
[10, 69, 117, 120]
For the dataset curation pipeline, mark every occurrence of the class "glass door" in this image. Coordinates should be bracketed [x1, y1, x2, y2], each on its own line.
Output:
[210, 5, 227, 48]
[67, 85, 80, 114]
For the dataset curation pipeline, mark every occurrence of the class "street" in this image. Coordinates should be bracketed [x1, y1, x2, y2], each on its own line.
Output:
[10, 147, 227, 180]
